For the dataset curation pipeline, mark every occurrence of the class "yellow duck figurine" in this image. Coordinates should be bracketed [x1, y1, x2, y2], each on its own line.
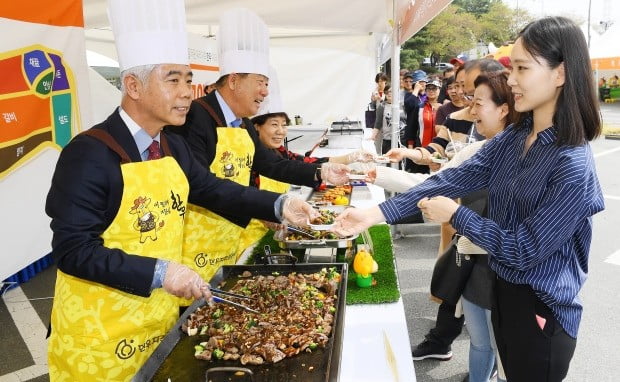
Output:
[353, 249, 378, 277]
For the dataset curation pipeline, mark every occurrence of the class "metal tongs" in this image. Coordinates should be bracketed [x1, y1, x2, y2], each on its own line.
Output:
[209, 287, 259, 314]
[287, 225, 317, 239]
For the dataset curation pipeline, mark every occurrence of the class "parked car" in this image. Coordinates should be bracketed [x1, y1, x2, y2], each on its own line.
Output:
[436, 62, 454, 71]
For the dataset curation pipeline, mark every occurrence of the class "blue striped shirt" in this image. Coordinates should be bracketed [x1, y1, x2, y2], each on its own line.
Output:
[380, 119, 604, 338]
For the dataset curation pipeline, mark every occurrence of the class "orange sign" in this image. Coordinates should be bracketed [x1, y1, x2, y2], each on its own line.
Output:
[0, 0, 83, 27]
[591, 57, 620, 71]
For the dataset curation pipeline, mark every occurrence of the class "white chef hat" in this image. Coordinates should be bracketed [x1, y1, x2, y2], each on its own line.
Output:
[218, 8, 270, 78]
[108, 0, 189, 72]
[256, 66, 284, 116]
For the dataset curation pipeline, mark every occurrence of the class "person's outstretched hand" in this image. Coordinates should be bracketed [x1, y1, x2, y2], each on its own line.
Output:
[365, 167, 377, 183]
[384, 147, 410, 162]
[417, 196, 459, 223]
[321, 163, 349, 185]
[282, 196, 319, 227]
[163, 262, 212, 300]
[331, 206, 385, 237]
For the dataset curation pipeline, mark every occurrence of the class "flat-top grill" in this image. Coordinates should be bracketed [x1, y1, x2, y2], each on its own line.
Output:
[133, 263, 348, 382]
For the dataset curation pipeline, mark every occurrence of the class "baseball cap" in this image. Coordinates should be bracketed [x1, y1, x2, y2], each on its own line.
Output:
[450, 57, 464, 66]
[498, 56, 512, 69]
[426, 79, 441, 88]
[411, 69, 428, 83]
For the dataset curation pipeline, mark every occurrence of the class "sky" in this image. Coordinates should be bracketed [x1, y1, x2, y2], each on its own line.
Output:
[502, 0, 619, 25]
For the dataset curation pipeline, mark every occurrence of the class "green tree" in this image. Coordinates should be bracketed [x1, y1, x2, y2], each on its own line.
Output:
[478, 2, 516, 45]
[402, 5, 479, 70]
[400, 0, 534, 69]
[453, 0, 495, 17]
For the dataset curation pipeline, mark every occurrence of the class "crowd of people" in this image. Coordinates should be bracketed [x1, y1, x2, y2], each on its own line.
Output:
[348, 15, 604, 382]
[42, 0, 603, 379]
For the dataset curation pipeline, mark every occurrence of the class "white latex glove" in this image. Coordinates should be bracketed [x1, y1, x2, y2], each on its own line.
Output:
[261, 220, 286, 232]
[282, 196, 319, 227]
[320, 162, 349, 185]
[345, 149, 375, 163]
[331, 206, 385, 237]
[163, 262, 212, 300]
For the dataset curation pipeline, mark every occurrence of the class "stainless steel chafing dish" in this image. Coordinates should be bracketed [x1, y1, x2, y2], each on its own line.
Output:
[277, 205, 358, 250]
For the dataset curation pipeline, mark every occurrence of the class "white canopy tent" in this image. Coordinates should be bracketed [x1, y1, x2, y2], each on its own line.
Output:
[82, 0, 452, 126]
[0, 0, 451, 283]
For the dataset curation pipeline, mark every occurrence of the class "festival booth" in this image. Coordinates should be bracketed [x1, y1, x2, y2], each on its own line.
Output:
[1, 0, 450, 289]
[2, 1, 450, 380]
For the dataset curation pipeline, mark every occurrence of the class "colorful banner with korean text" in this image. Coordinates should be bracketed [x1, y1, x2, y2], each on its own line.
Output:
[1, 0, 91, 282]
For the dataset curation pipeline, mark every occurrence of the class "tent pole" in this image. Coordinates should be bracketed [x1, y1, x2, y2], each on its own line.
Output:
[390, 1, 401, 158]
[390, 0, 402, 239]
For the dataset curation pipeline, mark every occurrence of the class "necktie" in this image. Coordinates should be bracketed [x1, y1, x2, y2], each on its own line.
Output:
[147, 140, 161, 160]
[231, 118, 242, 127]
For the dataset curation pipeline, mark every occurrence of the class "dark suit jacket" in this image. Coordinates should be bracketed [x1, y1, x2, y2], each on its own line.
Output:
[165, 91, 319, 226]
[46, 109, 280, 297]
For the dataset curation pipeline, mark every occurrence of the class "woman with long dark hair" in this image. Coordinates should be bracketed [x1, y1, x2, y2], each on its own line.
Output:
[333, 17, 604, 381]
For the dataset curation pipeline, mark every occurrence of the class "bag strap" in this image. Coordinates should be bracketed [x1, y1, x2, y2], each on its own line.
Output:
[194, 97, 226, 127]
[81, 129, 131, 164]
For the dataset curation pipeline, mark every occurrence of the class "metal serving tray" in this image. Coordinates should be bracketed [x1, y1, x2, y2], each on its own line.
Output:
[278, 233, 359, 249]
[278, 205, 357, 249]
[134, 263, 348, 382]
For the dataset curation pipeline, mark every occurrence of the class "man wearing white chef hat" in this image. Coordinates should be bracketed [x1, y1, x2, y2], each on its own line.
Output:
[46, 1, 316, 380]
[236, 67, 375, 252]
[166, 8, 350, 290]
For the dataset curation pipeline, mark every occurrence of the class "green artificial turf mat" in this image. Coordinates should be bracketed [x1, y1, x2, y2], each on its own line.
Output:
[346, 224, 400, 305]
[247, 225, 400, 305]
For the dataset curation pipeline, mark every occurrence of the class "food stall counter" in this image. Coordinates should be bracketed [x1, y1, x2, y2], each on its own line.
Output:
[281, 128, 416, 381]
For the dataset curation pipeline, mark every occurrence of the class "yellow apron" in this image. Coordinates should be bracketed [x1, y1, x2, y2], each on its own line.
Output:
[236, 175, 290, 258]
[181, 112, 254, 304]
[48, 131, 189, 381]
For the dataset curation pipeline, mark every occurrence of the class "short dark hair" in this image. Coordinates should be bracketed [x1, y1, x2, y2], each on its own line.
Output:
[474, 71, 517, 127]
[463, 58, 504, 75]
[516, 16, 601, 145]
[251, 112, 291, 127]
[444, 75, 456, 87]
[375, 73, 389, 83]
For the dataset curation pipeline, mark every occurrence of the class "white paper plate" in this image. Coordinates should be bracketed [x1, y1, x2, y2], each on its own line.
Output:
[374, 157, 390, 164]
[431, 157, 448, 164]
[307, 222, 334, 231]
[348, 173, 366, 180]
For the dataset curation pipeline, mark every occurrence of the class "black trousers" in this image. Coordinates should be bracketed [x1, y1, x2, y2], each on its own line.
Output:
[427, 301, 464, 346]
[492, 278, 576, 382]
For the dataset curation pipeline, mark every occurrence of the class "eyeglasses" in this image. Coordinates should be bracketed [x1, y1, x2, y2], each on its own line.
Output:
[427, 87, 439, 91]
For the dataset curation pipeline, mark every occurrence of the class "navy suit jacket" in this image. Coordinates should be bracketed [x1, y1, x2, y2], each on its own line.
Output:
[165, 91, 319, 226]
[46, 109, 280, 297]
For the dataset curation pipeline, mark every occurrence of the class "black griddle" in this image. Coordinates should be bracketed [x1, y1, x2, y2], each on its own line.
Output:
[133, 263, 348, 382]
